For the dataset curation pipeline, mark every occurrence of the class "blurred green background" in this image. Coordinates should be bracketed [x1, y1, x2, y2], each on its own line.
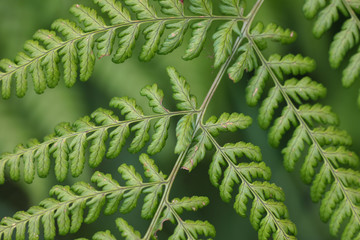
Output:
[0, 0, 359, 239]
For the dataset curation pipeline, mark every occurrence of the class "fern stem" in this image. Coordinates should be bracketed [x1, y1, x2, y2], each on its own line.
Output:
[201, 125, 294, 239]
[199, 0, 263, 120]
[143, 3, 267, 238]
[143, 149, 189, 239]
[249, 34, 360, 228]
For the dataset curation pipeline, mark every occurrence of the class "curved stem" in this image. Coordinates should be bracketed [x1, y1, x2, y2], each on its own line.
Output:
[143, 1, 264, 239]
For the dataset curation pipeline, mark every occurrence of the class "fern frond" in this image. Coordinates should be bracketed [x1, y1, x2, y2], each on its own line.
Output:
[203, 128, 297, 239]
[0, 0, 247, 99]
[0, 68, 197, 183]
[0, 154, 166, 240]
[304, 0, 360, 107]
[245, 22, 360, 239]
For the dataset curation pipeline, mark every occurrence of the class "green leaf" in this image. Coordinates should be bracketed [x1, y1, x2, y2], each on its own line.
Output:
[300, 144, 321, 184]
[169, 220, 216, 240]
[129, 120, 151, 153]
[113, 25, 140, 63]
[252, 182, 285, 201]
[258, 86, 282, 129]
[175, 114, 195, 154]
[59, 42, 78, 87]
[140, 21, 165, 61]
[182, 132, 211, 171]
[91, 171, 123, 215]
[298, 103, 338, 126]
[14, 53, 29, 97]
[93, 230, 116, 240]
[220, 0, 245, 16]
[228, 43, 257, 83]
[246, 65, 269, 106]
[189, 0, 213, 16]
[268, 106, 297, 148]
[329, 18, 359, 68]
[167, 66, 197, 110]
[312, 0, 343, 38]
[147, 117, 170, 155]
[78, 35, 95, 82]
[159, 21, 189, 55]
[35, 143, 50, 178]
[170, 196, 209, 214]
[209, 150, 227, 187]
[70, 4, 106, 32]
[33, 29, 63, 49]
[283, 77, 326, 104]
[222, 142, 262, 163]
[219, 166, 239, 202]
[268, 54, 316, 78]
[94, 0, 131, 24]
[142, 184, 163, 219]
[110, 96, 144, 120]
[139, 154, 166, 182]
[234, 183, 253, 216]
[41, 50, 60, 88]
[124, 0, 157, 20]
[87, 128, 108, 168]
[116, 218, 142, 240]
[69, 118, 92, 177]
[140, 84, 168, 114]
[311, 164, 332, 202]
[118, 164, 143, 213]
[40, 200, 56, 239]
[323, 146, 359, 168]
[283, 125, 310, 172]
[251, 22, 297, 45]
[24, 41, 47, 94]
[342, 47, 360, 87]
[183, 20, 212, 60]
[312, 126, 352, 146]
[23, 148, 35, 184]
[107, 124, 130, 158]
[237, 162, 271, 182]
[158, 0, 184, 16]
[205, 112, 252, 136]
[303, 0, 326, 18]
[213, 20, 238, 68]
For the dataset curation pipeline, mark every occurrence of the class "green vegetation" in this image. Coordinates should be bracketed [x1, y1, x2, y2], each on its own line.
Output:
[0, 0, 359, 239]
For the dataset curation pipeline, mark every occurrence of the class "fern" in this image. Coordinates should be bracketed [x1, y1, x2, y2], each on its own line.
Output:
[232, 17, 360, 239]
[0, 155, 215, 239]
[0, 62, 297, 239]
[304, 0, 360, 107]
[1, 0, 360, 239]
[0, 0, 246, 99]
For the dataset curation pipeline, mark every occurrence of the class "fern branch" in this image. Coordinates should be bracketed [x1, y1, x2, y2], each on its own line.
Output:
[0, 0, 247, 99]
[202, 126, 296, 240]
[0, 170, 164, 239]
[0, 98, 196, 183]
[248, 31, 360, 239]
[304, 0, 360, 107]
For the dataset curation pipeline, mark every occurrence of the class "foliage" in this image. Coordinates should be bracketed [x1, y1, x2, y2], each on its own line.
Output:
[304, 0, 360, 107]
[0, 0, 359, 239]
